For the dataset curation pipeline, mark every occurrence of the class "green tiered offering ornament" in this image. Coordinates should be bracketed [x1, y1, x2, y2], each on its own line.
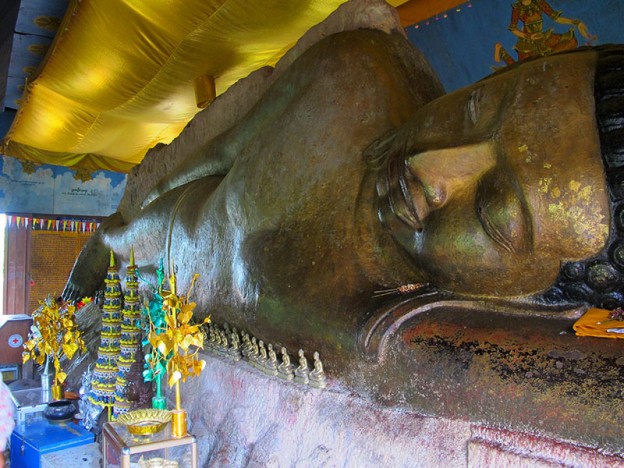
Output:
[113, 248, 143, 418]
[141, 260, 169, 410]
[89, 250, 123, 419]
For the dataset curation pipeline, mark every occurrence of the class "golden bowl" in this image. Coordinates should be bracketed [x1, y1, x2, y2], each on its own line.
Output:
[117, 409, 172, 435]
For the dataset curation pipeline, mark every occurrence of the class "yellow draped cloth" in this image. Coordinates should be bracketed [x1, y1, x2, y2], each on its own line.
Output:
[2, 0, 361, 172]
[573, 308, 624, 339]
[0, 0, 452, 173]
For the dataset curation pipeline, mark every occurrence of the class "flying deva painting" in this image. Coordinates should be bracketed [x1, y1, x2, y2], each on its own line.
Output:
[494, 0, 596, 65]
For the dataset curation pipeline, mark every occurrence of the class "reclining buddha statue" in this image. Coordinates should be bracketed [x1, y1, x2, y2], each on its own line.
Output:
[63, 21, 624, 378]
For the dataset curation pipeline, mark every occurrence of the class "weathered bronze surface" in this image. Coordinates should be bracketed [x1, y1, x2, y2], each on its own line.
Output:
[375, 52, 609, 296]
[64, 29, 447, 368]
[66, 32, 611, 345]
[64, 28, 613, 363]
[63, 27, 624, 450]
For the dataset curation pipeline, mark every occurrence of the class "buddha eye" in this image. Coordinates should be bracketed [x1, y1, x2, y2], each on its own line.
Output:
[467, 87, 484, 126]
[476, 169, 532, 254]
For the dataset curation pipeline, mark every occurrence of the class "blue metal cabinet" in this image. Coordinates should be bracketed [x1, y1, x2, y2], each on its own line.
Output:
[10, 420, 94, 468]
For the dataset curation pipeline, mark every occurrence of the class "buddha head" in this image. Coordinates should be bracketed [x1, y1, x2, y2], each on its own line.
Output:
[372, 45, 624, 308]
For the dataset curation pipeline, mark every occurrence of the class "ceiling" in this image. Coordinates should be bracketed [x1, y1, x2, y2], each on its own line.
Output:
[1, 0, 67, 113]
[0, 0, 465, 174]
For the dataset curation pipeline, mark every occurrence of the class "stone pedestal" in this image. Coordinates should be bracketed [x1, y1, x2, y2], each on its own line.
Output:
[175, 349, 624, 467]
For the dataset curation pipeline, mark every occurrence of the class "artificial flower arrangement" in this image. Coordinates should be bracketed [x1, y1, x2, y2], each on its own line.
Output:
[144, 264, 210, 437]
[23, 295, 86, 399]
[76, 296, 93, 310]
[141, 260, 169, 409]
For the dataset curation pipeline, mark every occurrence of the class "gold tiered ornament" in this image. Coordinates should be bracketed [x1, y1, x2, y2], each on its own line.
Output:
[148, 265, 210, 438]
[23, 296, 86, 400]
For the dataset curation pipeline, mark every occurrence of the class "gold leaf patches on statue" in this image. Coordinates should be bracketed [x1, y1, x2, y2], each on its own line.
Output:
[547, 182, 608, 240]
[536, 175, 550, 193]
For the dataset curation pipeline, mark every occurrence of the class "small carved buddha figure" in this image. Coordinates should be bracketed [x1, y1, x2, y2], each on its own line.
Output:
[278, 347, 295, 381]
[240, 332, 252, 358]
[294, 349, 310, 385]
[256, 340, 268, 369]
[213, 328, 222, 350]
[231, 328, 240, 346]
[205, 325, 215, 350]
[248, 337, 259, 364]
[264, 344, 279, 376]
[219, 330, 229, 354]
[228, 331, 241, 361]
[202, 326, 210, 347]
[308, 351, 327, 389]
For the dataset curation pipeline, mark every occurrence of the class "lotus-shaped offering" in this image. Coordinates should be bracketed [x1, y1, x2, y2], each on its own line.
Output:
[117, 409, 171, 436]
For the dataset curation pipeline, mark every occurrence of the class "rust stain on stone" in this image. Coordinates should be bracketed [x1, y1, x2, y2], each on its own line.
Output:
[400, 311, 624, 406]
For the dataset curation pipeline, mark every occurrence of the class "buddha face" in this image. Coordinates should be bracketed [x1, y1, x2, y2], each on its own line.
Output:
[378, 50, 610, 297]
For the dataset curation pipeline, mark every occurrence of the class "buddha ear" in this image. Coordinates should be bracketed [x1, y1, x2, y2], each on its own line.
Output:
[363, 127, 409, 170]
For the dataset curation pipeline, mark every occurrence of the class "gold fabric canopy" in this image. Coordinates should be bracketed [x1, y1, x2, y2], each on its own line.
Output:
[1, 0, 451, 172]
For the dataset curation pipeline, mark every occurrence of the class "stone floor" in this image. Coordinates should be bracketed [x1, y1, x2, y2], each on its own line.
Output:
[40, 442, 100, 468]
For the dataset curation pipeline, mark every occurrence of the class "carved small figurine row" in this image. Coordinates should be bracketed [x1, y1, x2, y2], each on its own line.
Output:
[203, 323, 326, 389]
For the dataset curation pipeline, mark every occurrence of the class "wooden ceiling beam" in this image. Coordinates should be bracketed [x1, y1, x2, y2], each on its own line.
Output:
[397, 0, 468, 27]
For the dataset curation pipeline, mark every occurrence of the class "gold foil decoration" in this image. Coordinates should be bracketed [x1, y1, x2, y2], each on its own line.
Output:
[117, 409, 172, 436]
[27, 44, 49, 57]
[171, 410, 187, 438]
[23, 296, 86, 388]
[51, 384, 64, 401]
[148, 266, 210, 437]
[34, 16, 61, 33]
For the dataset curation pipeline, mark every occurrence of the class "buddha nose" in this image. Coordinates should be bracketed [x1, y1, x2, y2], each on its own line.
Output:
[405, 142, 497, 213]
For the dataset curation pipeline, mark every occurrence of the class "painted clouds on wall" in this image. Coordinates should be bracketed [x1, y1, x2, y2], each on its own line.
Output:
[0, 156, 126, 216]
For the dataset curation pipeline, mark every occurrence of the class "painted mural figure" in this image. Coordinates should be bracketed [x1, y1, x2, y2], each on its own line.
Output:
[63, 27, 624, 375]
[495, 0, 595, 65]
